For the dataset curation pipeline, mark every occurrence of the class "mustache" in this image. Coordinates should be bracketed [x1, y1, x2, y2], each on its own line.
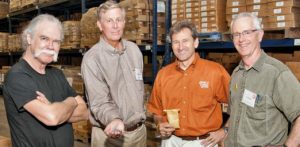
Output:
[34, 49, 59, 62]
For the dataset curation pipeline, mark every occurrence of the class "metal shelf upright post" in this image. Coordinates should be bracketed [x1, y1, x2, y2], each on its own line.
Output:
[152, 0, 158, 81]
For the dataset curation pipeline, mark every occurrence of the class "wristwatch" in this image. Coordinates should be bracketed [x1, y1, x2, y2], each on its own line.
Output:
[223, 126, 229, 134]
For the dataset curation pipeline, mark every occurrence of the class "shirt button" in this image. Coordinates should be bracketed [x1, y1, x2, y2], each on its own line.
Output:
[183, 86, 187, 89]
[184, 73, 188, 76]
[183, 101, 186, 104]
[182, 115, 186, 118]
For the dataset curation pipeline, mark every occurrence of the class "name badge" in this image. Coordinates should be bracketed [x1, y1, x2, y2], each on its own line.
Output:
[135, 68, 143, 80]
[241, 89, 257, 108]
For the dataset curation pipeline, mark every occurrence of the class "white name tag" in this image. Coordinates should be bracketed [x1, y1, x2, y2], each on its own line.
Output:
[135, 68, 143, 80]
[241, 89, 257, 108]
[199, 81, 209, 89]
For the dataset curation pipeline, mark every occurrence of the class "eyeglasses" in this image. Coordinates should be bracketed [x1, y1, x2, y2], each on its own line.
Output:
[231, 29, 258, 40]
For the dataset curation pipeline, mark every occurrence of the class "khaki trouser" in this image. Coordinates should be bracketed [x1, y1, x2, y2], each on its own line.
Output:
[162, 135, 218, 147]
[91, 124, 147, 147]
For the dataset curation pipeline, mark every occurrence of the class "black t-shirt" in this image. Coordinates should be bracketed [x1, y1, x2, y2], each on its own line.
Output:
[3, 59, 77, 147]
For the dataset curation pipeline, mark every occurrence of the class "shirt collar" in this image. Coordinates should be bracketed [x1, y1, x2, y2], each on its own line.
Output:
[235, 50, 266, 72]
[175, 53, 199, 71]
[100, 36, 126, 55]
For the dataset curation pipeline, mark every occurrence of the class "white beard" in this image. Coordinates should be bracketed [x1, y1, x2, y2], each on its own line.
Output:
[34, 49, 59, 62]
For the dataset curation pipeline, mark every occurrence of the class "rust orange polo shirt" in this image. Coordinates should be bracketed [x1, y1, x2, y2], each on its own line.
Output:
[147, 54, 230, 137]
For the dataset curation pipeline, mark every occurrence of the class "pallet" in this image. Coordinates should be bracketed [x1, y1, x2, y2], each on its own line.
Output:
[263, 27, 300, 39]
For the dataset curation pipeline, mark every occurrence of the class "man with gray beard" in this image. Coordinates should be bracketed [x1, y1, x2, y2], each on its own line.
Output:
[3, 14, 88, 147]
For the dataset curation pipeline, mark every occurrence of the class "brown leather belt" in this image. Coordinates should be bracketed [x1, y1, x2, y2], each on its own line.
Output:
[125, 122, 143, 132]
[176, 134, 209, 140]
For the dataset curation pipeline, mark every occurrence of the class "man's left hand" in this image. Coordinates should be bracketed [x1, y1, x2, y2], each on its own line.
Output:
[201, 128, 227, 147]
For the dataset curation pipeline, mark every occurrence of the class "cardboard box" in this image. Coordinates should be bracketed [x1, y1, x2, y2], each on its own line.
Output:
[246, 0, 268, 5]
[271, 7, 300, 15]
[227, 0, 246, 7]
[226, 6, 247, 15]
[269, 0, 300, 8]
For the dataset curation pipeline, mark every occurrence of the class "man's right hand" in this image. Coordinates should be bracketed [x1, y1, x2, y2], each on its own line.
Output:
[104, 118, 125, 138]
[159, 122, 175, 138]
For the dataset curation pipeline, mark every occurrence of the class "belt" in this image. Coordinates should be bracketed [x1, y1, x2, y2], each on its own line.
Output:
[176, 134, 209, 140]
[125, 122, 143, 132]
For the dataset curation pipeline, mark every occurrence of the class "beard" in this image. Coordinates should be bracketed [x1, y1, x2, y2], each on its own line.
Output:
[34, 48, 59, 62]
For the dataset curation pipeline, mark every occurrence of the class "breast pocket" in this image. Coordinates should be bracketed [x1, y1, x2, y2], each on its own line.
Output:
[246, 94, 266, 120]
[191, 88, 214, 111]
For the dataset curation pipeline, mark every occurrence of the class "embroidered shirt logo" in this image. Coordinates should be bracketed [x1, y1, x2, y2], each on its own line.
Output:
[199, 81, 209, 88]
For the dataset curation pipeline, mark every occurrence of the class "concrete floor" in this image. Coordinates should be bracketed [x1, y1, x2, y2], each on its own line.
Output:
[0, 96, 90, 147]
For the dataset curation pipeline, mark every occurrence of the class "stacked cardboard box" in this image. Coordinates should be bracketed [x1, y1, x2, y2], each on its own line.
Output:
[263, 0, 300, 29]
[61, 21, 81, 49]
[0, 32, 8, 52]
[172, 0, 227, 33]
[80, 7, 101, 48]
[226, 0, 247, 26]
[120, 0, 165, 45]
[199, 0, 227, 32]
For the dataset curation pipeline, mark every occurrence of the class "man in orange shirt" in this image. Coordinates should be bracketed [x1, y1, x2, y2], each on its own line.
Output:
[147, 20, 230, 147]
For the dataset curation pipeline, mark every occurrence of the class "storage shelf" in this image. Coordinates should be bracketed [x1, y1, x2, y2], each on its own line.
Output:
[198, 39, 300, 50]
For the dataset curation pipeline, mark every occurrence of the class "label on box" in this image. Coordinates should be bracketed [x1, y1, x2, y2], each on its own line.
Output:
[253, 5, 260, 10]
[277, 15, 285, 21]
[232, 1, 239, 6]
[232, 14, 237, 18]
[201, 12, 207, 16]
[254, 0, 261, 3]
[172, 9, 177, 13]
[157, 1, 165, 13]
[295, 39, 300, 46]
[277, 22, 285, 27]
[201, 6, 207, 11]
[252, 11, 258, 16]
[202, 17, 208, 22]
[186, 13, 192, 18]
[186, 8, 191, 13]
[186, 3, 191, 7]
[201, 1, 207, 5]
[201, 28, 208, 32]
[274, 8, 282, 14]
[232, 8, 239, 13]
[202, 23, 208, 27]
[276, 2, 284, 7]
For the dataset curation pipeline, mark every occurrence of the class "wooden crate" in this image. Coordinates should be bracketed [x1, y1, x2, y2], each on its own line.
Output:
[0, 32, 8, 52]
[9, 0, 22, 12]
[61, 21, 81, 50]
[73, 120, 91, 143]
[22, 0, 37, 8]
[80, 7, 100, 48]
[0, 2, 8, 18]
[8, 34, 21, 52]
[0, 136, 12, 147]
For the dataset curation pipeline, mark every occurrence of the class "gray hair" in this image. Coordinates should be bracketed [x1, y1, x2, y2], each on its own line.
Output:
[97, 0, 125, 21]
[21, 14, 63, 50]
[230, 12, 262, 33]
[169, 20, 198, 41]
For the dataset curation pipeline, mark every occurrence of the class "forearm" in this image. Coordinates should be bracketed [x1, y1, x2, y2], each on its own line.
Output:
[285, 116, 300, 147]
[68, 103, 89, 123]
[49, 97, 78, 125]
